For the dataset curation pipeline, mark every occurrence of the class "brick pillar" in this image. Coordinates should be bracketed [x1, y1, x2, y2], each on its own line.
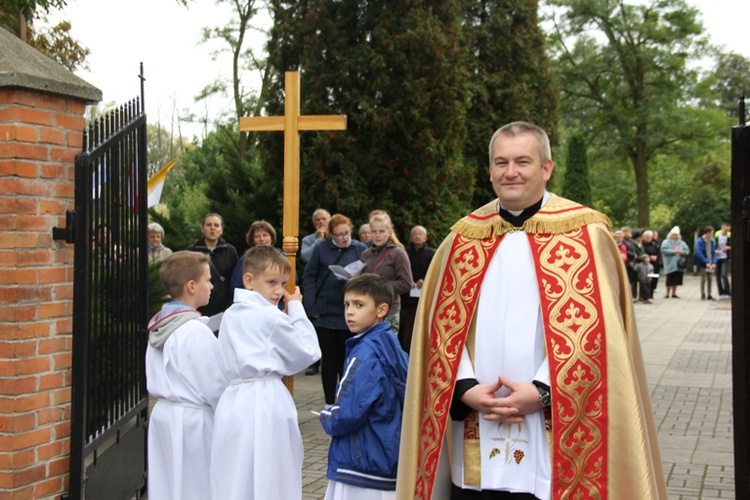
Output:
[0, 88, 87, 498]
[1, 26, 101, 498]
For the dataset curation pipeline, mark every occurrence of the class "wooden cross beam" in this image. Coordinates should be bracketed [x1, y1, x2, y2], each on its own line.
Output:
[239, 70, 346, 394]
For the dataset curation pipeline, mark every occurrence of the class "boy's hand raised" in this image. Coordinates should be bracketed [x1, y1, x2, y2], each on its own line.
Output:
[284, 286, 303, 303]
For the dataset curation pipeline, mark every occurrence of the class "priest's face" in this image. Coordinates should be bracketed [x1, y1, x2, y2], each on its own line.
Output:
[244, 266, 288, 306]
[489, 133, 553, 211]
[343, 292, 389, 334]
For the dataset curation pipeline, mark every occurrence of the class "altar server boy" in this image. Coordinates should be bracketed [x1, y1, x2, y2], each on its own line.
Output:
[211, 245, 322, 500]
[146, 251, 229, 500]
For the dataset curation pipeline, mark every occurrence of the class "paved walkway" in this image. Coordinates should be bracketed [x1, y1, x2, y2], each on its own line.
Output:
[293, 273, 735, 499]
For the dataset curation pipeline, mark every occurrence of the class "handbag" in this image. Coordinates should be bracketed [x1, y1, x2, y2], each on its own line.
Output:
[677, 255, 687, 271]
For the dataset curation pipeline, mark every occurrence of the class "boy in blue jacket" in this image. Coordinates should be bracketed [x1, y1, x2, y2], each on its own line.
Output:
[319, 273, 409, 499]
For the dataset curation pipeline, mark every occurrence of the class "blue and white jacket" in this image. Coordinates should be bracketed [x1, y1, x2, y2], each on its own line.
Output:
[319, 321, 409, 490]
[694, 236, 716, 267]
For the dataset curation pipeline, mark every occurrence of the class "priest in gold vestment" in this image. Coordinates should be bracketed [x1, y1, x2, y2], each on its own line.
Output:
[395, 122, 667, 500]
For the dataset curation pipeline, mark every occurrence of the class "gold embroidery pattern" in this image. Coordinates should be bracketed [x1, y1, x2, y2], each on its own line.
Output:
[415, 235, 503, 498]
[490, 423, 529, 464]
[463, 411, 481, 486]
[464, 411, 479, 440]
[529, 228, 608, 499]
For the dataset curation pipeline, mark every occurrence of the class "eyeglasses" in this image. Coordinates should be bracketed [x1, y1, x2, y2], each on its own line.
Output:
[332, 231, 351, 238]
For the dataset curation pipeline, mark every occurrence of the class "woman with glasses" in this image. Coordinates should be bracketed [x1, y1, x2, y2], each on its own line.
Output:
[303, 214, 368, 404]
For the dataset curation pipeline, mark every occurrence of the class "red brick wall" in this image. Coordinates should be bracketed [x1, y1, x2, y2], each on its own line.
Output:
[0, 88, 84, 499]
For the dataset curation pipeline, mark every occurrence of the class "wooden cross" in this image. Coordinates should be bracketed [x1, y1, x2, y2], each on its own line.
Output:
[239, 70, 347, 393]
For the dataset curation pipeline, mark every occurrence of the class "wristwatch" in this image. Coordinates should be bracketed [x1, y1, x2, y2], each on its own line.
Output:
[533, 381, 551, 409]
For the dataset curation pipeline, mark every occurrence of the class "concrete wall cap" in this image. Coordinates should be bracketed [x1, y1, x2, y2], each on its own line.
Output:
[0, 27, 102, 103]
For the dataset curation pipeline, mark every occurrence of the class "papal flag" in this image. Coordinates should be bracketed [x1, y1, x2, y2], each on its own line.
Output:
[147, 160, 176, 208]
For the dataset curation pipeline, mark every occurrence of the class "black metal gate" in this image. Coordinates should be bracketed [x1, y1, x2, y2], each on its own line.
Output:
[66, 96, 149, 499]
[732, 95, 750, 499]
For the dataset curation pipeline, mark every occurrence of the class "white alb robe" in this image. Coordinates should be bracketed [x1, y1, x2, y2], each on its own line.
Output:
[210, 290, 322, 500]
[146, 316, 228, 500]
[451, 230, 552, 499]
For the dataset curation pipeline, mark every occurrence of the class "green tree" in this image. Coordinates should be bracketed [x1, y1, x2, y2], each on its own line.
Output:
[562, 132, 592, 206]
[548, 0, 714, 226]
[0, 0, 65, 38]
[198, 0, 271, 159]
[709, 51, 750, 118]
[157, 126, 280, 253]
[264, 0, 472, 239]
[463, 0, 559, 207]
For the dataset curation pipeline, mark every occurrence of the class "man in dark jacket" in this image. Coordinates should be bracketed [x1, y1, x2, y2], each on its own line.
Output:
[399, 225, 436, 353]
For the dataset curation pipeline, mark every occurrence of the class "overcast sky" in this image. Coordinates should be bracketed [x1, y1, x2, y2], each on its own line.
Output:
[45, 0, 750, 140]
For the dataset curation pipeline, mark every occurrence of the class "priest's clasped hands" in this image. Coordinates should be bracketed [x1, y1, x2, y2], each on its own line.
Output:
[460, 375, 543, 423]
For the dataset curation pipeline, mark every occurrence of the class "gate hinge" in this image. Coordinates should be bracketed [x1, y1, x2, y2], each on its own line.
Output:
[52, 210, 75, 243]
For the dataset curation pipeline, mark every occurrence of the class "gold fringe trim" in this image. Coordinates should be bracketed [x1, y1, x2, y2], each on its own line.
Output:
[451, 196, 611, 238]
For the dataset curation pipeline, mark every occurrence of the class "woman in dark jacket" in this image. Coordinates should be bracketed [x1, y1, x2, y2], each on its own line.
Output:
[303, 214, 367, 404]
[186, 213, 238, 319]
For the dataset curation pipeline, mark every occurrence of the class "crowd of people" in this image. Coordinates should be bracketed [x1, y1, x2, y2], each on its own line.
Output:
[612, 222, 731, 303]
[144, 121, 743, 499]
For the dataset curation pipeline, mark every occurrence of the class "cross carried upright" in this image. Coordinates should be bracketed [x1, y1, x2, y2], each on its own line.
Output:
[239, 70, 347, 393]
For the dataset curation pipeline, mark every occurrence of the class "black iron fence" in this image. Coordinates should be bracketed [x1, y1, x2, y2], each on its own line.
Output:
[67, 97, 149, 500]
[731, 95, 750, 499]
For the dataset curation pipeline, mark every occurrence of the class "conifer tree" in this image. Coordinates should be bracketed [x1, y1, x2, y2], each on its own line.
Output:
[562, 132, 592, 206]
[462, 0, 559, 207]
[263, 0, 472, 238]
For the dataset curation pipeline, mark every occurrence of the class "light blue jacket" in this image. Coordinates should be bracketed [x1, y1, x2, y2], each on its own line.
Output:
[661, 237, 690, 274]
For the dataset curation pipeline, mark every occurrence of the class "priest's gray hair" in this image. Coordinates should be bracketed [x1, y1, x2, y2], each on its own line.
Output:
[488, 122, 552, 165]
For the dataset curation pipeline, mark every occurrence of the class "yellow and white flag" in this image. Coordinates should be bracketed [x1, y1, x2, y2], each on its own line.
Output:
[147, 160, 176, 208]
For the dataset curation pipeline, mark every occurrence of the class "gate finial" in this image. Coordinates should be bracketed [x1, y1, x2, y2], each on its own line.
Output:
[139, 62, 146, 113]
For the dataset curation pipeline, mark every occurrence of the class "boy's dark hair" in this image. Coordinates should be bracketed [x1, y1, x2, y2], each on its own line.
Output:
[242, 245, 291, 276]
[343, 273, 394, 309]
[159, 251, 211, 298]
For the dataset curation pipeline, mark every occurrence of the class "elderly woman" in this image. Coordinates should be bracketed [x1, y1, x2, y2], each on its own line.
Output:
[147, 222, 173, 264]
[360, 212, 413, 334]
[660, 226, 690, 299]
[302, 214, 367, 404]
[613, 230, 628, 263]
[230, 220, 279, 291]
[358, 223, 372, 246]
[187, 213, 238, 318]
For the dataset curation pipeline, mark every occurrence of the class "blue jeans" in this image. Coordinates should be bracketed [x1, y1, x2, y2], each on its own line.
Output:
[716, 258, 731, 295]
